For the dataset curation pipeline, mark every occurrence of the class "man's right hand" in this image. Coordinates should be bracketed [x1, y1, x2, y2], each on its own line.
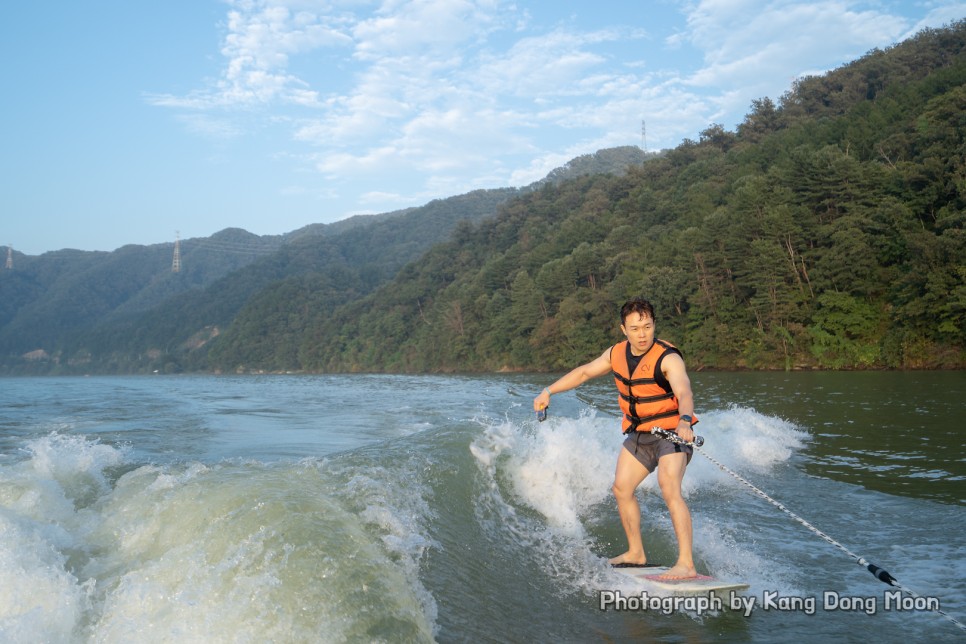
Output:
[534, 388, 550, 411]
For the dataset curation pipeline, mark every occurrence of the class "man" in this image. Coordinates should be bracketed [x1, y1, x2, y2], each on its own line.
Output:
[533, 298, 699, 580]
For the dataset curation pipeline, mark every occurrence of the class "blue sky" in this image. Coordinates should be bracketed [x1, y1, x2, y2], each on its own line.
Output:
[2, 1, 964, 255]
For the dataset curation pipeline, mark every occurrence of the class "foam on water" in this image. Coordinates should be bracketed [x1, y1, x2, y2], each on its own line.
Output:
[0, 432, 439, 642]
[0, 434, 112, 641]
[469, 405, 813, 605]
[0, 503, 93, 641]
[473, 411, 614, 535]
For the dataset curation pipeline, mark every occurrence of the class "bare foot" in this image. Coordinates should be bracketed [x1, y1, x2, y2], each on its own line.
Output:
[652, 563, 697, 580]
[609, 551, 647, 567]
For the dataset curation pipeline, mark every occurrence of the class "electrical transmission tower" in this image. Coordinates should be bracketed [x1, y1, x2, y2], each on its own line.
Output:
[641, 119, 648, 155]
[172, 232, 182, 273]
[5, 245, 12, 270]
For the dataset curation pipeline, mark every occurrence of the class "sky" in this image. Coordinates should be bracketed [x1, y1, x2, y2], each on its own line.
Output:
[2, 1, 964, 255]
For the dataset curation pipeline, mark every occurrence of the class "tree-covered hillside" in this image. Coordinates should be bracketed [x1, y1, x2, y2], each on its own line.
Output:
[1, 188, 527, 373]
[214, 21, 965, 373]
[0, 228, 284, 360]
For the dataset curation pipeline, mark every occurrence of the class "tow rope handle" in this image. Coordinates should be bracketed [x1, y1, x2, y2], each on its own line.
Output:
[651, 426, 704, 447]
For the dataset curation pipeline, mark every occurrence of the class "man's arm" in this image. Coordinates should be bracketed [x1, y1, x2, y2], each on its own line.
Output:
[662, 353, 696, 442]
[533, 347, 613, 411]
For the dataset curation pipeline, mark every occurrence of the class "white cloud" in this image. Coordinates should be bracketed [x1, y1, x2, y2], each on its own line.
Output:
[352, 0, 501, 60]
[149, 0, 965, 217]
[147, 0, 353, 109]
[902, 4, 966, 40]
[681, 1, 911, 90]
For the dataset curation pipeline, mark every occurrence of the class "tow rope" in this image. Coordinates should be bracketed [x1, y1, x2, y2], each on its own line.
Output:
[648, 426, 966, 633]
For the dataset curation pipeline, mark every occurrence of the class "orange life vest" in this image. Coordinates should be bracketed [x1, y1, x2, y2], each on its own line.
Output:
[610, 339, 690, 433]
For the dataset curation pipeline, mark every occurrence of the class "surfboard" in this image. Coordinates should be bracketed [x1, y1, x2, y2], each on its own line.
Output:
[612, 564, 749, 596]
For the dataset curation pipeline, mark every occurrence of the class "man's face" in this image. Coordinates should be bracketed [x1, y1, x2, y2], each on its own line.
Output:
[620, 312, 655, 356]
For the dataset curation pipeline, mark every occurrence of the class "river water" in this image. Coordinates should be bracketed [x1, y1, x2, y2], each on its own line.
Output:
[1, 371, 963, 642]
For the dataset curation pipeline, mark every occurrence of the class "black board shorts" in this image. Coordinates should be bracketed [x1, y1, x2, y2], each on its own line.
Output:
[622, 430, 693, 472]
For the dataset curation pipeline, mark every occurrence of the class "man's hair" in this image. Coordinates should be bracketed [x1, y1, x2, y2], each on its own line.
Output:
[620, 298, 656, 324]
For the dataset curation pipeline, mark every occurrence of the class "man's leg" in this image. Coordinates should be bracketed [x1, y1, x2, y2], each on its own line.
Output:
[654, 451, 696, 579]
[608, 446, 651, 566]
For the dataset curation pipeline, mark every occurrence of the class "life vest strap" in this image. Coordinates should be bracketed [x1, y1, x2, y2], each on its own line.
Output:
[611, 371, 660, 387]
[618, 391, 675, 405]
[623, 409, 680, 434]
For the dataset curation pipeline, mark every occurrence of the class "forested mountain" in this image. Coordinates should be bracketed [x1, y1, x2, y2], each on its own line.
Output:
[79, 187, 523, 373]
[0, 187, 533, 373]
[213, 21, 966, 373]
[3, 22, 963, 375]
[0, 228, 284, 360]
